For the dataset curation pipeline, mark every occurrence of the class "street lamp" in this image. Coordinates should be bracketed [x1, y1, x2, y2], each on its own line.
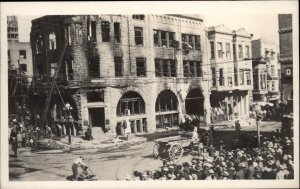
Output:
[252, 103, 266, 147]
[63, 102, 73, 144]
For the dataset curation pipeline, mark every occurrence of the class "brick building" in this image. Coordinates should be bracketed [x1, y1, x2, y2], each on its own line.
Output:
[251, 38, 280, 103]
[208, 25, 253, 122]
[278, 14, 293, 113]
[30, 15, 211, 136]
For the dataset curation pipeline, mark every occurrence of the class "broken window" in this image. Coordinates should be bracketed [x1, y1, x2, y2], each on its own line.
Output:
[49, 32, 57, 50]
[132, 15, 145, 20]
[19, 50, 26, 59]
[87, 90, 104, 102]
[155, 59, 176, 77]
[181, 33, 201, 50]
[217, 42, 223, 58]
[155, 90, 178, 112]
[101, 21, 110, 42]
[225, 43, 231, 59]
[134, 27, 143, 45]
[20, 64, 27, 72]
[88, 57, 100, 78]
[153, 29, 175, 48]
[210, 41, 215, 59]
[238, 45, 243, 59]
[114, 22, 121, 43]
[228, 77, 233, 86]
[65, 59, 74, 80]
[117, 92, 145, 116]
[35, 34, 44, 54]
[67, 25, 72, 45]
[183, 60, 202, 77]
[136, 57, 146, 77]
[114, 56, 123, 77]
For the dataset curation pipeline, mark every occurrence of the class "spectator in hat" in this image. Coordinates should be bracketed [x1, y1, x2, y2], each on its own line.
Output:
[246, 160, 256, 179]
[235, 163, 247, 179]
[208, 144, 216, 158]
[276, 165, 286, 179]
[235, 120, 241, 139]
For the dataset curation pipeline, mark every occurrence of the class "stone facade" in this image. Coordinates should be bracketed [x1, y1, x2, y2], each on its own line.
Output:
[30, 15, 211, 137]
[208, 25, 253, 122]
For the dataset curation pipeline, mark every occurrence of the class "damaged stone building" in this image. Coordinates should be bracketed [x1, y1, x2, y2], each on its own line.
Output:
[30, 14, 211, 136]
[207, 25, 253, 122]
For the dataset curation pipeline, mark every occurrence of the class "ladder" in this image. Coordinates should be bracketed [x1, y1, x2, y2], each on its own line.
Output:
[41, 41, 68, 126]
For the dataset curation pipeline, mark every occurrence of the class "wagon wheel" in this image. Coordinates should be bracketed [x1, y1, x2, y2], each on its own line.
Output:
[153, 143, 160, 158]
[169, 144, 183, 162]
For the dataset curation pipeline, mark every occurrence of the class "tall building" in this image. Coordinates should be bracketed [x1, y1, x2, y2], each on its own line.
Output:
[278, 14, 293, 113]
[30, 15, 211, 136]
[7, 16, 19, 41]
[251, 38, 280, 103]
[208, 25, 253, 122]
[7, 16, 33, 114]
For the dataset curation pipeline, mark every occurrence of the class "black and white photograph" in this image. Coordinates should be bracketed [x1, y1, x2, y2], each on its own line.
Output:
[0, 1, 299, 189]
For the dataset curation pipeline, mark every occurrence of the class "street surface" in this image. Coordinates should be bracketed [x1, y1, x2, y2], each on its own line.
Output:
[9, 121, 281, 181]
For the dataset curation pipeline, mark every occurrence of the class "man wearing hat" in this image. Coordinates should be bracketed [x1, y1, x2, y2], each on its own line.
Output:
[72, 156, 86, 181]
[235, 163, 247, 179]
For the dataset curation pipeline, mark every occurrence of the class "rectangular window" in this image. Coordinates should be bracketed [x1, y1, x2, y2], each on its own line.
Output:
[20, 64, 27, 72]
[91, 21, 97, 41]
[196, 61, 202, 77]
[134, 27, 143, 45]
[19, 50, 26, 59]
[228, 77, 233, 86]
[87, 91, 104, 102]
[88, 57, 100, 78]
[8, 50, 10, 60]
[136, 57, 146, 77]
[114, 22, 121, 43]
[210, 41, 215, 59]
[66, 59, 74, 80]
[101, 21, 110, 42]
[212, 68, 216, 87]
[217, 42, 223, 58]
[132, 15, 145, 20]
[225, 43, 231, 59]
[239, 69, 244, 85]
[67, 25, 72, 45]
[153, 30, 175, 48]
[219, 68, 224, 86]
[246, 70, 251, 85]
[238, 45, 243, 59]
[181, 33, 200, 50]
[245, 45, 250, 59]
[155, 59, 176, 77]
[183, 61, 201, 77]
[114, 56, 123, 77]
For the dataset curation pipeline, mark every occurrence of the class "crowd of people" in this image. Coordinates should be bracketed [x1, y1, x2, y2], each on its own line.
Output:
[127, 131, 294, 180]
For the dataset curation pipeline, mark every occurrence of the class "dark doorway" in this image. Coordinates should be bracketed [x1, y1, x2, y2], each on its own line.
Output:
[185, 88, 204, 116]
[88, 108, 105, 128]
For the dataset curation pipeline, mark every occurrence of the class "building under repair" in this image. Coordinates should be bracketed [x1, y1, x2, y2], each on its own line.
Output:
[29, 15, 213, 137]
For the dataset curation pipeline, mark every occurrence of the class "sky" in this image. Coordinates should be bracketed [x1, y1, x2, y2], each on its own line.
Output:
[17, 14, 279, 46]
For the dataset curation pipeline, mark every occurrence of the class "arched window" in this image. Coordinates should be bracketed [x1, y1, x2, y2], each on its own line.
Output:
[117, 91, 145, 116]
[155, 90, 178, 112]
[185, 88, 204, 115]
[49, 32, 57, 50]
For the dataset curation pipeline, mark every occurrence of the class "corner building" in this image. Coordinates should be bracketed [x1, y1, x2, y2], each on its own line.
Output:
[208, 25, 253, 122]
[30, 15, 211, 137]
